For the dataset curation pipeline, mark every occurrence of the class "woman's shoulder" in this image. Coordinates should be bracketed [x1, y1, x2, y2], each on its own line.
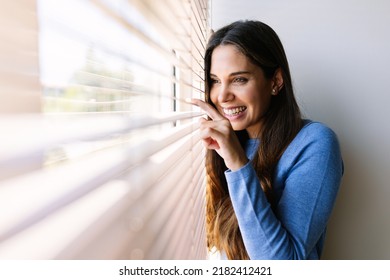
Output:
[276, 119, 343, 179]
[286, 119, 341, 157]
[298, 119, 339, 144]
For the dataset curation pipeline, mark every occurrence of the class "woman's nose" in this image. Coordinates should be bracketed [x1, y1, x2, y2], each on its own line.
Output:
[217, 84, 234, 103]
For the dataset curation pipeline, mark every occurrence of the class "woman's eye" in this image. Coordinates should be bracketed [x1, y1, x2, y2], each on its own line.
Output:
[210, 78, 220, 84]
[233, 77, 248, 83]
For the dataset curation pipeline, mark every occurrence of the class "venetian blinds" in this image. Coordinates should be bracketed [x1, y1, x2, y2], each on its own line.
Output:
[0, 0, 209, 259]
[0, 0, 41, 113]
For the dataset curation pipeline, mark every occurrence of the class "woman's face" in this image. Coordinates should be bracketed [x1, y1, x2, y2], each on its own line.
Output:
[209, 44, 275, 138]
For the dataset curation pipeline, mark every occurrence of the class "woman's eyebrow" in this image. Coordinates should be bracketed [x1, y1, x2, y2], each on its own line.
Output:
[230, 71, 251, 76]
[210, 71, 251, 77]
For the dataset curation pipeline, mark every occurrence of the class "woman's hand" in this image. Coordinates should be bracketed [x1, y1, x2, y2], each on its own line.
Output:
[190, 98, 248, 171]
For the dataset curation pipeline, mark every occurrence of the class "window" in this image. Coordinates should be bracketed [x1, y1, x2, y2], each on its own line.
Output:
[0, 0, 209, 259]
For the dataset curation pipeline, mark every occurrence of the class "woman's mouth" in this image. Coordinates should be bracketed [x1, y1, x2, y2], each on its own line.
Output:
[222, 106, 247, 118]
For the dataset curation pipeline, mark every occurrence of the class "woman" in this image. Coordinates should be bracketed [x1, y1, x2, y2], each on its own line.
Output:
[191, 20, 343, 259]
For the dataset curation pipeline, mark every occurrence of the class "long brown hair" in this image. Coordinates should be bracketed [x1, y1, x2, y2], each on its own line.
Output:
[205, 20, 303, 259]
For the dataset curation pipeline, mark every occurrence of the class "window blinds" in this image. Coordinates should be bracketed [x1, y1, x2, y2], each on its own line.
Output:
[0, 0, 41, 113]
[0, 0, 209, 259]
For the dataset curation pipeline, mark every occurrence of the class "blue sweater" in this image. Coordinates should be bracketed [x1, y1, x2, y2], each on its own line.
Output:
[225, 120, 343, 259]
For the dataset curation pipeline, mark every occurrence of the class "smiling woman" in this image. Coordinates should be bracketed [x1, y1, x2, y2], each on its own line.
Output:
[192, 20, 344, 260]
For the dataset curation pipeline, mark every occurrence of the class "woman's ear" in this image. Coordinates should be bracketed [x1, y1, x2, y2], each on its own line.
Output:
[272, 68, 284, 93]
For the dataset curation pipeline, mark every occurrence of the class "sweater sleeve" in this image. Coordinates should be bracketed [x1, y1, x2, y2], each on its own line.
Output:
[225, 122, 343, 259]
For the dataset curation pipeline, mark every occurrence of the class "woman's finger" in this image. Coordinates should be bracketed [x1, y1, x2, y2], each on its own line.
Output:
[188, 98, 224, 121]
[199, 127, 222, 150]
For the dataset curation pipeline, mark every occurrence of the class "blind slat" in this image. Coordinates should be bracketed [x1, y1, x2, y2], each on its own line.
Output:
[0, 180, 130, 259]
[89, 0, 188, 71]
[0, 112, 203, 170]
[0, 1, 40, 114]
[126, 132, 199, 193]
[129, 0, 192, 53]
[145, 163, 194, 258]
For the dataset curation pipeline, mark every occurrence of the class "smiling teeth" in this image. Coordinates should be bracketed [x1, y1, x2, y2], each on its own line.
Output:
[223, 106, 246, 116]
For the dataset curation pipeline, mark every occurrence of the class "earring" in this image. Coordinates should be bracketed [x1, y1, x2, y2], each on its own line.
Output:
[272, 89, 277, 95]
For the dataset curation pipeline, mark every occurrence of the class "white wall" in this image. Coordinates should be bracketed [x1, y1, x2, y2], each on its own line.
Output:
[211, 0, 390, 259]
